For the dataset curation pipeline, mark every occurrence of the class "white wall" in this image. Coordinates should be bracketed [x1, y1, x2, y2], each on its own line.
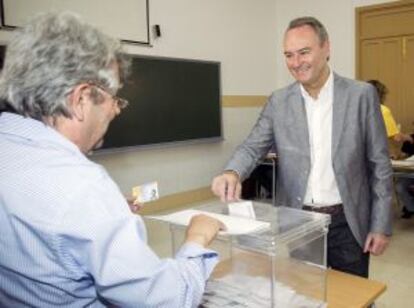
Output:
[124, 0, 278, 94]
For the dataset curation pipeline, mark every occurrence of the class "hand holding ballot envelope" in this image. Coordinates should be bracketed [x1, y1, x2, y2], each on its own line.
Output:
[126, 182, 160, 214]
[211, 171, 242, 202]
[132, 181, 159, 203]
[186, 214, 227, 247]
[126, 196, 142, 214]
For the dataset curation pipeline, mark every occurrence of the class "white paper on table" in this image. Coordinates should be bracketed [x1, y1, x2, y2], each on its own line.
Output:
[405, 155, 414, 162]
[228, 201, 256, 220]
[147, 209, 270, 235]
[391, 157, 414, 167]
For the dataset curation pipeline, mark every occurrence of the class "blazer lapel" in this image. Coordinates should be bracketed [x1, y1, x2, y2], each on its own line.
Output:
[288, 84, 310, 157]
[332, 74, 349, 156]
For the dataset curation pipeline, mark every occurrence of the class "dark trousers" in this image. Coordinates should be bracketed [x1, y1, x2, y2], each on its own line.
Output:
[328, 210, 370, 278]
[395, 176, 414, 212]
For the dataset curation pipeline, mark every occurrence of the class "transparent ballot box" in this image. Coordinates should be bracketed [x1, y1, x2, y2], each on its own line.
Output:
[169, 201, 331, 308]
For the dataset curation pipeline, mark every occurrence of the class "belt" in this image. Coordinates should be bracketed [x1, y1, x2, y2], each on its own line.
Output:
[302, 203, 343, 215]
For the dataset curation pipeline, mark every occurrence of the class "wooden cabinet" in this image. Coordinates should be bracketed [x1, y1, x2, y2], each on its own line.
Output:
[356, 1, 414, 132]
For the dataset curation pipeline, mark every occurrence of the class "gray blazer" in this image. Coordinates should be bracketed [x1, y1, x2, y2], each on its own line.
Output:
[225, 73, 393, 246]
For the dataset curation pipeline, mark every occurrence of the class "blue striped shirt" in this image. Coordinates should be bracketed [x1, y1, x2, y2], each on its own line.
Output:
[0, 112, 218, 307]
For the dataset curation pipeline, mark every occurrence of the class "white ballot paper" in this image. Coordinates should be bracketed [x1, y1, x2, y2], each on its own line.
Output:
[132, 181, 159, 204]
[228, 201, 256, 220]
[148, 209, 270, 235]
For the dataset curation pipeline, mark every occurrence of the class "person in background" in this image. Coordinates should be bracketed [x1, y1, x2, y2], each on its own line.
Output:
[212, 16, 393, 278]
[396, 173, 414, 219]
[367, 79, 413, 146]
[0, 12, 224, 307]
[241, 146, 276, 201]
[366, 80, 414, 219]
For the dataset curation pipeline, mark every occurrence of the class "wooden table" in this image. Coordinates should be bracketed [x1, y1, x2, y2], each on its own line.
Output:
[327, 269, 386, 308]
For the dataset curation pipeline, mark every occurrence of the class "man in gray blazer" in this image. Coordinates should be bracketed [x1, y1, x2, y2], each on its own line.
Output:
[212, 16, 393, 278]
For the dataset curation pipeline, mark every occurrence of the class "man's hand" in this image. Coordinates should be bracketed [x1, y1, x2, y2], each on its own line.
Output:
[364, 232, 390, 256]
[185, 214, 226, 247]
[211, 171, 242, 202]
[126, 197, 143, 214]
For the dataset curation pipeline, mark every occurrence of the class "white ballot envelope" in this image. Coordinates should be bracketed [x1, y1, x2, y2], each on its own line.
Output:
[132, 181, 159, 204]
[228, 201, 256, 220]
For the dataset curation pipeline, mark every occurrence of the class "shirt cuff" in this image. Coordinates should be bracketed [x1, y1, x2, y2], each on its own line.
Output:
[224, 169, 241, 180]
[175, 242, 219, 276]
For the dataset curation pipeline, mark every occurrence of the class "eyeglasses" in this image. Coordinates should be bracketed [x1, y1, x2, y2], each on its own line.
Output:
[87, 82, 129, 110]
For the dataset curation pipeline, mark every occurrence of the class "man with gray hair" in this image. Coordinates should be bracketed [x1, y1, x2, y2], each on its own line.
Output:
[212, 16, 393, 278]
[0, 12, 224, 307]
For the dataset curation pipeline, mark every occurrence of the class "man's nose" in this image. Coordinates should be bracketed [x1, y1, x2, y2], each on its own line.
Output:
[290, 54, 302, 68]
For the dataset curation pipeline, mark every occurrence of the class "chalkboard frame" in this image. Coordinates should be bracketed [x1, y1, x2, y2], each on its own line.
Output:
[96, 54, 223, 154]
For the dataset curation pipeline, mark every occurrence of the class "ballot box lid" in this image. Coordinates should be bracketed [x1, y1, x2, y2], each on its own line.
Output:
[194, 201, 331, 255]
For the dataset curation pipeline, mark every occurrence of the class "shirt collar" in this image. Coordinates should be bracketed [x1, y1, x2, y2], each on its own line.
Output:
[0, 112, 85, 158]
[300, 68, 333, 101]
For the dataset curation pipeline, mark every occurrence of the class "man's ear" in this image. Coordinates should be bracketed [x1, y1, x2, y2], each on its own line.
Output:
[69, 84, 89, 121]
[323, 40, 331, 61]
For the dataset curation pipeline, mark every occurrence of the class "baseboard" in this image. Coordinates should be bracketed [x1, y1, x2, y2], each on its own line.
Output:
[139, 186, 216, 215]
[222, 95, 267, 108]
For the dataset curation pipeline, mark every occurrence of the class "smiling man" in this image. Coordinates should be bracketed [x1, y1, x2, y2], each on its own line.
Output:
[212, 16, 393, 278]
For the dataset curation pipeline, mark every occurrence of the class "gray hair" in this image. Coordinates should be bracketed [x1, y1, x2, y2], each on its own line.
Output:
[0, 12, 130, 120]
[287, 16, 329, 45]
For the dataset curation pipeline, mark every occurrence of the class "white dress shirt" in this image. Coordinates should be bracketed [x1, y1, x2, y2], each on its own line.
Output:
[0, 112, 218, 307]
[300, 71, 342, 206]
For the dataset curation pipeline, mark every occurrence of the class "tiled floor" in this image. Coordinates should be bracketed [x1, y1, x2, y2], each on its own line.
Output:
[370, 212, 414, 308]
[145, 201, 414, 307]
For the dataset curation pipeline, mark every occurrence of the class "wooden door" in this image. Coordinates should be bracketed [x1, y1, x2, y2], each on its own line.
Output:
[360, 37, 403, 124]
[357, 1, 414, 134]
[360, 39, 382, 80]
[381, 38, 403, 126]
[401, 35, 414, 132]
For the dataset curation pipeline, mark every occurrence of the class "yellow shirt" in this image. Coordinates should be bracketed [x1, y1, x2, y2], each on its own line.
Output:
[381, 105, 399, 137]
